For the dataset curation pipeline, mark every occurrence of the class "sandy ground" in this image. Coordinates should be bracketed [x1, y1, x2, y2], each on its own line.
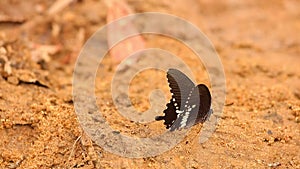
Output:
[0, 0, 299, 168]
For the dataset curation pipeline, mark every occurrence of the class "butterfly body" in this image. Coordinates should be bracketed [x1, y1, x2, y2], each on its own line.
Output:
[155, 68, 213, 131]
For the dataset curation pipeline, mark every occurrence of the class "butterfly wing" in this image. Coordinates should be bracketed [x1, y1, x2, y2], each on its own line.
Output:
[169, 84, 200, 131]
[170, 84, 212, 130]
[167, 68, 195, 109]
[156, 68, 213, 130]
[155, 99, 177, 129]
[155, 69, 195, 129]
[196, 84, 212, 123]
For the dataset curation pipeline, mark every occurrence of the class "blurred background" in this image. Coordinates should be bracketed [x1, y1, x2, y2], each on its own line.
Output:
[0, 0, 299, 168]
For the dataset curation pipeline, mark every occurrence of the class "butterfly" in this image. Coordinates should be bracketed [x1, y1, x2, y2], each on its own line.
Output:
[155, 68, 213, 131]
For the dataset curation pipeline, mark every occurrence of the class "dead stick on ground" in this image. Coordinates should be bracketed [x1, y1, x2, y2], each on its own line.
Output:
[68, 135, 82, 167]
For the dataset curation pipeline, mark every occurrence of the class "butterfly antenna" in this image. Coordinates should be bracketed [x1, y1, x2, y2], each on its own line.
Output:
[155, 116, 164, 121]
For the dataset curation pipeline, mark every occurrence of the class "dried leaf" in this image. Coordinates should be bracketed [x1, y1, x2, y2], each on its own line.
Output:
[30, 43, 61, 63]
[106, 0, 145, 63]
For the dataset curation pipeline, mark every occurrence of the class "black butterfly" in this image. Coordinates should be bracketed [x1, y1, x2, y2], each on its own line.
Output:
[155, 68, 213, 131]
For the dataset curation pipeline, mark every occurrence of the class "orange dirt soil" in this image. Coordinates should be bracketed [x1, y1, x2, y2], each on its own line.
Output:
[0, 0, 299, 168]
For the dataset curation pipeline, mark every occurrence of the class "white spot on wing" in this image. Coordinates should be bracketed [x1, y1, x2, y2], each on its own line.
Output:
[179, 112, 190, 127]
[176, 110, 183, 114]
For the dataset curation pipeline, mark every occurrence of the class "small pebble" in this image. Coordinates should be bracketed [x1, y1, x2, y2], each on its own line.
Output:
[267, 130, 273, 135]
[7, 76, 19, 85]
[294, 90, 300, 100]
[0, 47, 7, 55]
[295, 117, 300, 123]
[268, 162, 281, 167]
